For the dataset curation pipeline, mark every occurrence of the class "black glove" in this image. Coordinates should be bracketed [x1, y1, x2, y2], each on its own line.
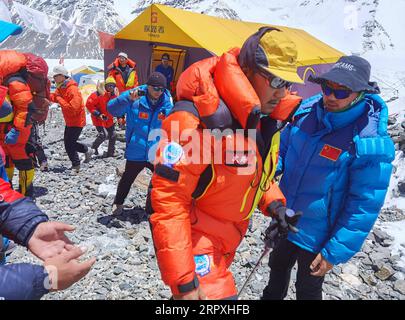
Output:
[264, 201, 303, 248]
[100, 114, 108, 121]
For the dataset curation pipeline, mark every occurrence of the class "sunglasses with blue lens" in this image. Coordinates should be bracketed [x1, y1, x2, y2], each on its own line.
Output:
[321, 83, 352, 99]
[152, 87, 165, 92]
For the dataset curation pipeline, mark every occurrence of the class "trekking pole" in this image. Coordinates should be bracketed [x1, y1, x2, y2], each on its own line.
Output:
[237, 244, 272, 299]
[237, 208, 301, 299]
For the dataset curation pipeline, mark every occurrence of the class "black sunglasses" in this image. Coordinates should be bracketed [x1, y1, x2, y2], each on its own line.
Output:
[260, 72, 292, 89]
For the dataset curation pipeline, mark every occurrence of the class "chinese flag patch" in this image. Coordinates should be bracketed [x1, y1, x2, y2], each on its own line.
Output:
[158, 113, 165, 120]
[139, 112, 149, 120]
[319, 144, 342, 161]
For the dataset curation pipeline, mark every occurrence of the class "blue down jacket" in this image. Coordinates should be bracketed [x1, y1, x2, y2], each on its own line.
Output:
[277, 94, 395, 265]
[107, 85, 173, 162]
[0, 160, 49, 300]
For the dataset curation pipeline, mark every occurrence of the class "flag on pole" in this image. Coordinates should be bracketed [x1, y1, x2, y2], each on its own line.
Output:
[13, 1, 52, 35]
[98, 31, 115, 49]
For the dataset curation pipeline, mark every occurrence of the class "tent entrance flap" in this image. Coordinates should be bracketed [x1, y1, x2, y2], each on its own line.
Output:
[151, 46, 186, 88]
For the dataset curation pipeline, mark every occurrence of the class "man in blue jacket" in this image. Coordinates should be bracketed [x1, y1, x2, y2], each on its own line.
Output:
[261, 56, 395, 300]
[0, 146, 95, 299]
[155, 53, 174, 90]
[108, 72, 174, 215]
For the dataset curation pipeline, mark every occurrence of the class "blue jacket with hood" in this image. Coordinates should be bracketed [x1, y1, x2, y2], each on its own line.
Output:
[107, 85, 173, 162]
[277, 93, 395, 265]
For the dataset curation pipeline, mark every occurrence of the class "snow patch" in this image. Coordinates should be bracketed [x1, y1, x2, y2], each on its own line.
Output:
[378, 220, 405, 268]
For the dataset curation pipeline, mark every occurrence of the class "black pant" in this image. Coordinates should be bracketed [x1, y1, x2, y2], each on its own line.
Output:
[114, 161, 154, 205]
[64, 126, 88, 167]
[261, 238, 325, 300]
[26, 122, 47, 166]
[92, 126, 116, 155]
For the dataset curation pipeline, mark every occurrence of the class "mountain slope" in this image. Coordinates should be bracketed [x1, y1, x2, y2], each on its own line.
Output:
[0, 0, 124, 58]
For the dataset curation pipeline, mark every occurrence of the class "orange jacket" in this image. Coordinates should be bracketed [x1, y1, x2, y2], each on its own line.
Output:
[0, 50, 35, 131]
[107, 58, 139, 94]
[86, 91, 115, 128]
[149, 48, 301, 294]
[51, 79, 86, 127]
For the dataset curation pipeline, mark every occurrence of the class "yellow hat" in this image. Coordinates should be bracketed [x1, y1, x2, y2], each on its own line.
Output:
[239, 27, 304, 84]
[105, 76, 116, 85]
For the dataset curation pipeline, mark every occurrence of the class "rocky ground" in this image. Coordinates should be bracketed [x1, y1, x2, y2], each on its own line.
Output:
[7, 108, 405, 300]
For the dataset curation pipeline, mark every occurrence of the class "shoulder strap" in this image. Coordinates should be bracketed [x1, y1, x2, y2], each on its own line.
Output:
[172, 99, 238, 130]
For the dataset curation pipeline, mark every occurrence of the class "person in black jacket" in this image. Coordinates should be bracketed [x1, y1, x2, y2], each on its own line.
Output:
[0, 146, 95, 299]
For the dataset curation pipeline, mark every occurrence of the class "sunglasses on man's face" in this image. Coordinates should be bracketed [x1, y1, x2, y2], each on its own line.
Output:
[321, 83, 352, 99]
[152, 87, 165, 93]
[261, 73, 291, 89]
[105, 84, 116, 89]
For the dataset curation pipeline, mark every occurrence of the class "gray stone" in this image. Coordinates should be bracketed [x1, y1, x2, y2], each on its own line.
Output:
[119, 283, 132, 291]
[69, 202, 80, 209]
[394, 280, 405, 295]
[388, 115, 397, 125]
[360, 272, 378, 286]
[392, 272, 405, 281]
[373, 229, 393, 244]
[374, 266, 395, 281]
[398, 181, 405, 195]
[113, 266, 124, 275]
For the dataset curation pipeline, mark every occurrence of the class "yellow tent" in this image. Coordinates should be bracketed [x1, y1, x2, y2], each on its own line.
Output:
[106, 4, 344, 98]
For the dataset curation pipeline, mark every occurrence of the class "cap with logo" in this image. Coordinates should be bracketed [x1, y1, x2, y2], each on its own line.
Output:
[308, 55, 380, 93]
[238, 26, 304, 84]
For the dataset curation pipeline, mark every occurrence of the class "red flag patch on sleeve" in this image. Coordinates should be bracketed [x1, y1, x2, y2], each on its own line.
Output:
[319, 144, 342, 161]
[139, 112, 149, 120]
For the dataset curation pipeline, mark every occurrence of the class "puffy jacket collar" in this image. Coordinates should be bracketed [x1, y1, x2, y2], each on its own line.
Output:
[176, 48, 261, 129]
[58, 78, 77, 90]
[316, 95, 369, 131]
[111, 58, 136, 70]
[137, 84, 171, 111]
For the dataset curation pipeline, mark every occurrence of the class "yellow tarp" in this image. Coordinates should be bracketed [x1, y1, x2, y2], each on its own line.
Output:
[115, 4, 344, 67]
[70, 65, 98, 76]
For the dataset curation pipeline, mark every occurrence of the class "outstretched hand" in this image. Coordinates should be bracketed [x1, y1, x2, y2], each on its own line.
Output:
[44, 245, 96, 291]
[28, 221, 75, 261]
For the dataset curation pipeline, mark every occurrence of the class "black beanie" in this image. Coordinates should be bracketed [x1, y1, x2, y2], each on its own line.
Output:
[146, 72, 167, 88]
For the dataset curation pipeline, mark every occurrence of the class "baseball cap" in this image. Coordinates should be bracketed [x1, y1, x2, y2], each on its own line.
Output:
[239, 27, 304, 84]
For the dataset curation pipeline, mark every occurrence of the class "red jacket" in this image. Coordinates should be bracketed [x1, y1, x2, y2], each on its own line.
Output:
[51, 79, 86, 127]
[85, 91, 116, 128]
[107, 58, 138, 94]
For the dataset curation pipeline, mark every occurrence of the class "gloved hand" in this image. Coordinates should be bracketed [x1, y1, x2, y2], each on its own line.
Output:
[92, 110, 101, 117]
[5, 128, 20, 145]
[264, 201, 303, 248]
[100, 114, 108, 121]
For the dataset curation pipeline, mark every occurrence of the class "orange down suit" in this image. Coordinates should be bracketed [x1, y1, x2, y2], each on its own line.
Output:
[0, 50, 35, 170]
[107, 58, 139, 94]
[51, 79, 86, 128]
[149, 48, 302, 299]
